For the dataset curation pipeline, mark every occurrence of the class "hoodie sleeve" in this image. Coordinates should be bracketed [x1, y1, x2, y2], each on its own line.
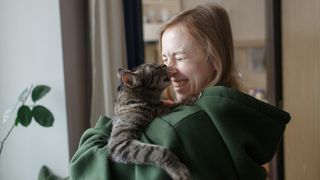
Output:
[197, 86, 291, 180]
[69, 116, 178, 180]
[69, 116, 113, 180]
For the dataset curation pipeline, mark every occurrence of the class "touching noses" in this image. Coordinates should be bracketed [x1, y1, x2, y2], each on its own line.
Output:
[166, 57, 176, 67]
[166, 58, 178, 77]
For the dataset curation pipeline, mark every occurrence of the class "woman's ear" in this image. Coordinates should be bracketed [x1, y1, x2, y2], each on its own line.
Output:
[117, 68, 140, 88]
[207, 56, 221, 86]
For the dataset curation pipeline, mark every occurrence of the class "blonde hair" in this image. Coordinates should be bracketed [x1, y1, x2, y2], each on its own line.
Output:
[159, 3, 240, 90]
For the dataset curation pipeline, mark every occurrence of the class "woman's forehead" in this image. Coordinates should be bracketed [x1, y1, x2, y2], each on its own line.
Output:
[161, 26, 197, 54]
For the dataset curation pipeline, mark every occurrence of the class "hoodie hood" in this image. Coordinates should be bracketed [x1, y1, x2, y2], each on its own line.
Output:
[196, 86, 290, 179]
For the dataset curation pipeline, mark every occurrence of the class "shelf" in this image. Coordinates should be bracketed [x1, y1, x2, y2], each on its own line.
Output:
[142, 0, 181, 42]
[143, 23, 162, 42]
[234, 39, 265, 48]
[143, 0, 180, 5]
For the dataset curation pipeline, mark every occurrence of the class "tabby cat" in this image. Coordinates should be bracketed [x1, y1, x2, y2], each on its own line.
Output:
[107, 64, 191, 180]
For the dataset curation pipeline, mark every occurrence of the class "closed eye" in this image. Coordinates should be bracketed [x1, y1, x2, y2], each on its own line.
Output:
[176, 57, 186, 61]
[175, 53, 187, 61]
[162, 58, 168, 63]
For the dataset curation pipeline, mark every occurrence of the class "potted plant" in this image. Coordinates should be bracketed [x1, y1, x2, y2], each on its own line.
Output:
[0, 85, 54, 157]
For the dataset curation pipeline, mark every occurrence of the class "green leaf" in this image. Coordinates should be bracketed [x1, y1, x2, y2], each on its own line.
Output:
[32, 85, 51, 102]
[17, 105, 32, 127]
[38, 165, 51, 180]
[38, 165, 64, 180]
[32, 105, 54, 127]
[15, 117, 20, 126]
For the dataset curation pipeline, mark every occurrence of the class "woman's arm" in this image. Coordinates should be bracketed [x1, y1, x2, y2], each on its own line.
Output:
[157, 106, 238, 180]
[69, 116, 113, 180]
[69, 116, 178, 180]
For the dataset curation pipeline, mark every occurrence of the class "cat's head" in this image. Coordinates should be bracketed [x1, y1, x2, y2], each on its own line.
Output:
[117, 64, 171, 92]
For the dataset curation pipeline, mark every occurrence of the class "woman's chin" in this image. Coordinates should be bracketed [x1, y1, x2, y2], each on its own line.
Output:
[175, 94, 189, 103]
[173, 85, 192, 102]
[173, 83, 190, 94]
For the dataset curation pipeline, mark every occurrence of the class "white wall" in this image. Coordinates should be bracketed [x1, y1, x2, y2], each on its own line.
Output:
[0, 0, 70, 179]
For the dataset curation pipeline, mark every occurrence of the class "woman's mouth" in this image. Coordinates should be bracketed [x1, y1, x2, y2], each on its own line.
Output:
[172, 79, 188, 88]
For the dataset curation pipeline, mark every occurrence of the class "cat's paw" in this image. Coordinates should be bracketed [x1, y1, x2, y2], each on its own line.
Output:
[167, 162, 192, 180]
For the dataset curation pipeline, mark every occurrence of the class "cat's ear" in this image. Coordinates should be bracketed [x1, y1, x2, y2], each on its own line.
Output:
[122, 72, 140, 88]
[117, 68, 127, 80]
[117, 68, 140, 88]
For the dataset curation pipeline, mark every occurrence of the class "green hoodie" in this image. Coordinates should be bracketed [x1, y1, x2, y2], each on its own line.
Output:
[69, 86, 290, 180]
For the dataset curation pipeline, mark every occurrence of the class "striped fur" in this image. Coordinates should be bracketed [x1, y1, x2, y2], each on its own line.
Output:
[107, 64, 191, 180]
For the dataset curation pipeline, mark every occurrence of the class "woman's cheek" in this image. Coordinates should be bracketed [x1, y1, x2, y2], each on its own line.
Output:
[178, 63, 194, 74]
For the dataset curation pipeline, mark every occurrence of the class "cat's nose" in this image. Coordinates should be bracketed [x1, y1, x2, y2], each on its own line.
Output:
[160, 64, 167, 68]
[167, 66, 178, 77]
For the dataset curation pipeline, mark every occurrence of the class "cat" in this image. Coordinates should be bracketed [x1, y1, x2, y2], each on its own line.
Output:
[107, 63, 191, 180]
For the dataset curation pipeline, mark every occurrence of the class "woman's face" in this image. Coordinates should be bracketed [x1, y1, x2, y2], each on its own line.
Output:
[161, 24, 215, 103]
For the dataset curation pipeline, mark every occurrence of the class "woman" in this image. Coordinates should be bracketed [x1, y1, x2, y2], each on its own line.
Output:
[70, 4, 290, 180]
[161, 4, 239, 104]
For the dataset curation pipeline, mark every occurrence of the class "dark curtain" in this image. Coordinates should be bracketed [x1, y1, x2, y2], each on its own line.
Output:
[123, 0, 145, 69]
[266, 0, 284, 180]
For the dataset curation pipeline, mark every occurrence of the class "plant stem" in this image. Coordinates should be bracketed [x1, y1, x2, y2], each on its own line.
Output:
[0, 85, 33, 157]
[0, 122, 15, 157]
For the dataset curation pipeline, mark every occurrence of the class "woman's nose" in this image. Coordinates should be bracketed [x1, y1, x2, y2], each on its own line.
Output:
[167, 66, 178, 77]
[166, 58, 177, 76]
[166, 58, 176, 68]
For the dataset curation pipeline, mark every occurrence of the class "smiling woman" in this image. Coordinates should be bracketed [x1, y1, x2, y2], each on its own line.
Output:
[69, 3, 290, 180]
[161, 24, 215, 103]
[159, 4, 240, 105]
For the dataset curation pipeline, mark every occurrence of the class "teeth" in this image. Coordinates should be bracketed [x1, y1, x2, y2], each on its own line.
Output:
[173, 80, 188, 87]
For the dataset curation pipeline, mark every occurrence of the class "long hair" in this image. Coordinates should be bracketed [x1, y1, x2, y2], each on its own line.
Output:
[159, 3, 240, 91]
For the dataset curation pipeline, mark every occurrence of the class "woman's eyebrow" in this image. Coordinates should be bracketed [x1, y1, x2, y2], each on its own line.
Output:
[174, 51, 188, 55]
[175, 51, 186, 54]
[162, 50, 188, 56]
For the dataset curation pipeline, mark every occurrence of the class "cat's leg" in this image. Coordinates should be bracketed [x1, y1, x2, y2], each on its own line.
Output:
[117, 140, 192, 180]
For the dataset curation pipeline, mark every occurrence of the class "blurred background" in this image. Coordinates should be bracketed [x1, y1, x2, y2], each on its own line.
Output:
[0, 0, 319, 179]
